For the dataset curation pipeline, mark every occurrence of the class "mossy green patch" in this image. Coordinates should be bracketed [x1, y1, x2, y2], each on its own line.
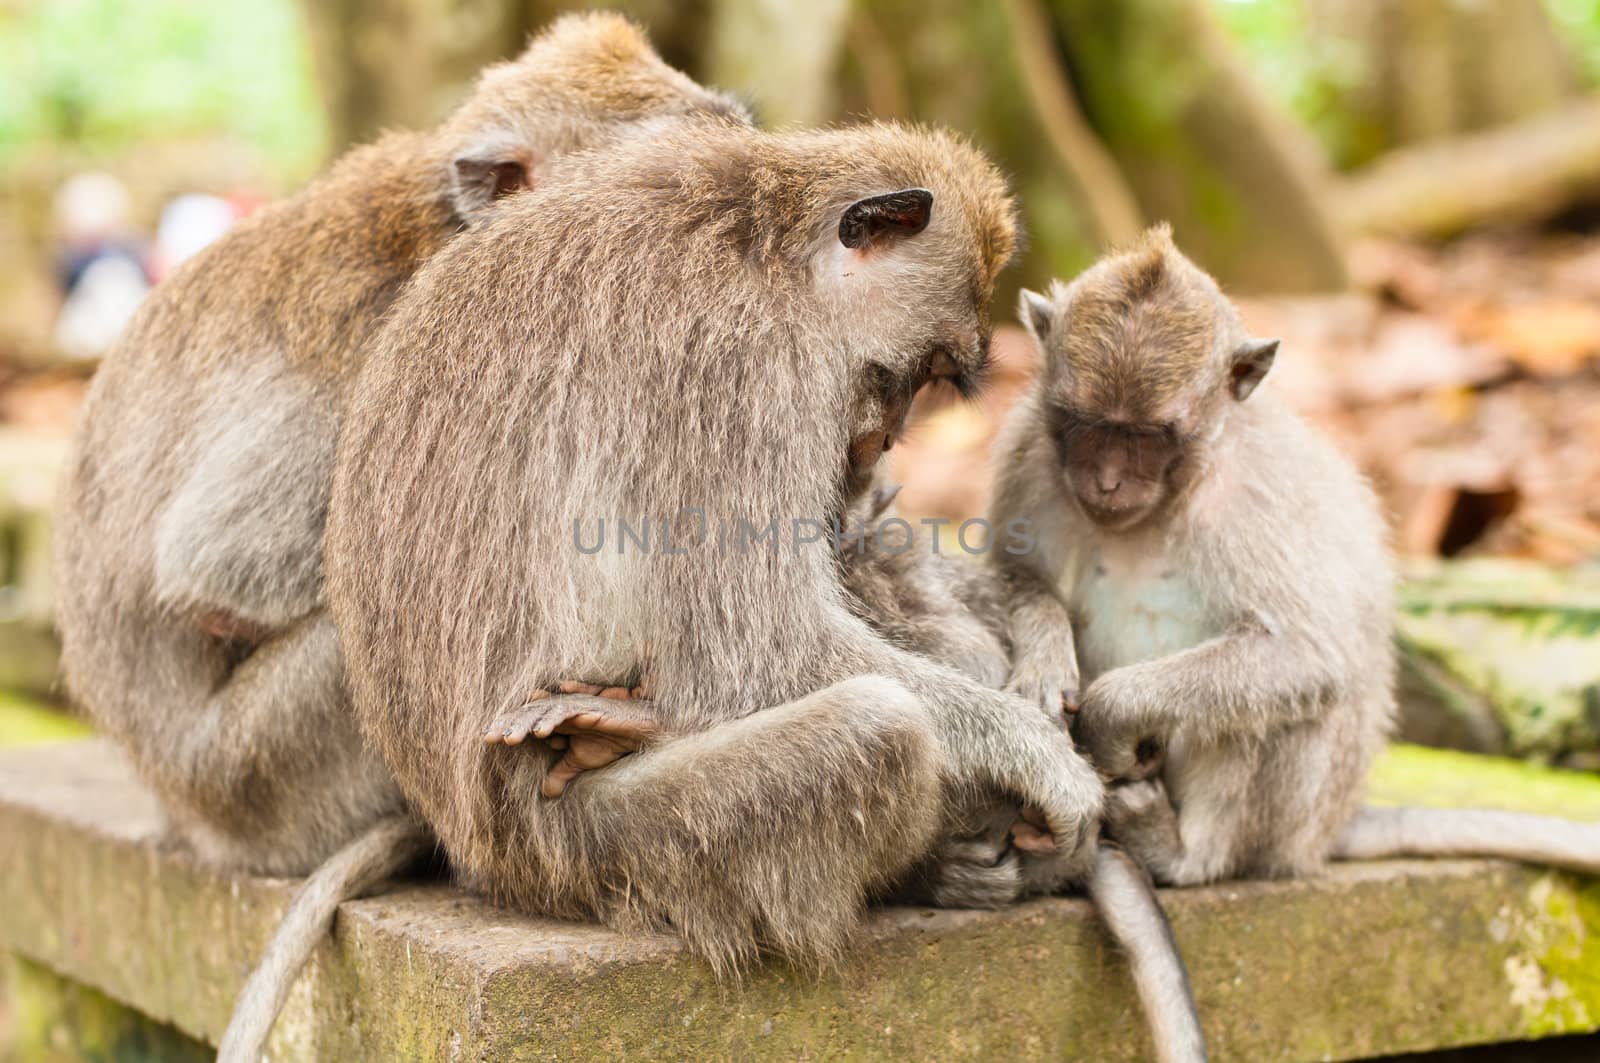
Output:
[6, 954, 210, 1063]
[1369, 743, 1600, 821]
[1501, 875, 1600, 1037]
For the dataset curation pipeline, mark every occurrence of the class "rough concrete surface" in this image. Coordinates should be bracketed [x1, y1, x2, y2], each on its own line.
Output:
[1, 740, 1597, 1061]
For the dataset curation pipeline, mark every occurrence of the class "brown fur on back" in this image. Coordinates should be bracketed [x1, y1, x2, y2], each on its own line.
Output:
[53, 13, 741, 875]
[323, 118, 1090, 973]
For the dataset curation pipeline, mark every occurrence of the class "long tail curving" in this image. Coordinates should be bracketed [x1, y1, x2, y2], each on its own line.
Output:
[1335, 805, 1600, 875]
[1087, 845, 1208, 1063]
[216, 814, 432, 1063]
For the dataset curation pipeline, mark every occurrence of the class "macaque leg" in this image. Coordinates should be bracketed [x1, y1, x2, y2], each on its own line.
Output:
[509, 674, 943, 970]
[153, 609, 398, 874]
[1104, 774, 1250, 887]
[889, 797, 1027, 909]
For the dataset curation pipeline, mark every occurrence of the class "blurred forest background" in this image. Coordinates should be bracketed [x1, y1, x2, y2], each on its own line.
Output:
[0, 3, 1598, 793]
[1, 0, 1599, 1055]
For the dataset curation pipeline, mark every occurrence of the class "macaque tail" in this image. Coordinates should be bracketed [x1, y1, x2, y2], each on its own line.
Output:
[217, 814, 432, 1063]
[1087, 846, 1208, 1063]
[1335, 805, 1600, 875]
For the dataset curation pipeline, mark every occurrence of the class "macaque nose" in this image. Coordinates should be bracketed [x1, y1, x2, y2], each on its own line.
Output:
[1096, 471, 1121, 495]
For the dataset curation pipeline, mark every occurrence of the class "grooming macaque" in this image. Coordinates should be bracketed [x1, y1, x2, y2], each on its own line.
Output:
[326, 117, 1104, 974]
[53, 15, 744, 1061]
[468, 481, 1205, 1061]
[994, 225, 1600, 887]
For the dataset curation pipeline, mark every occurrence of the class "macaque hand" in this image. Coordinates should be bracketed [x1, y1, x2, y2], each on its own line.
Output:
[483, 687, 663, 798]
[1004, 653, 1080, 725]
[1074, 669, 1165, 782]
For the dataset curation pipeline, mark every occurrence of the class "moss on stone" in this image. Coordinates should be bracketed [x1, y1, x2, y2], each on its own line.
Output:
[5, 954, 210, 1063]
[1368, 743, 1600, 821]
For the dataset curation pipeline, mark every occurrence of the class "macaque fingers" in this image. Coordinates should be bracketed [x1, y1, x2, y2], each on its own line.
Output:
[484, 692, 664, 751]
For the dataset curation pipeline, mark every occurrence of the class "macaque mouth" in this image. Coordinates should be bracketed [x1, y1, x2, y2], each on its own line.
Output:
[1081, 499, 1152, 529]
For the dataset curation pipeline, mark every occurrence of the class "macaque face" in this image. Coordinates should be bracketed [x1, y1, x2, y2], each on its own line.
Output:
[1047, 405, 1184, 531]
[831, 185, 997, 504]
[844, 338, 986, 503]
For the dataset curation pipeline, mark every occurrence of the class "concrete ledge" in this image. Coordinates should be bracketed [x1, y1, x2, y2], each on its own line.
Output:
[2, 741, 1597, 1061]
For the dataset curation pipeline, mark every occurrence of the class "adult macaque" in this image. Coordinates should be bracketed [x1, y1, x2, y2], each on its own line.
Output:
[326, 118, 1103, 974]
[53, 16, 744, 1061]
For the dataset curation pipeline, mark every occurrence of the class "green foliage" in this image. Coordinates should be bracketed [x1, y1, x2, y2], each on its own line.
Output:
[1397, 560, 1600, 762]
[1548, 0, 1600, 82]
[0, 691, 90, 748]
[1369, 743, 1600, 820]
[0, 0, 326, 179]
[1217, 0, 1600, 169]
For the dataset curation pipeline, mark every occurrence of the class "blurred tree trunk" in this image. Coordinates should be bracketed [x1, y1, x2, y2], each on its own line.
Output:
[835, 0, 1106, 296]
[297, 0, 526, 152]
[297, 0, 717, 154]
[1307, 0, 1577, 168]
[1048, 0, 1348, 292]
[295, 0, 1350, 293]
[706, 0, 851, 127]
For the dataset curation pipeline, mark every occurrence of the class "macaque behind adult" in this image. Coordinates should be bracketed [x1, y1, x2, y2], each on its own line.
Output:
[327, 118, 1105, 975]
[993, 226, 1600, 887]
[53, 16, 744, 1061]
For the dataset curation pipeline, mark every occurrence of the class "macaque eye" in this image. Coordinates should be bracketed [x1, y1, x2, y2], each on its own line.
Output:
[929, 349, 959, 381]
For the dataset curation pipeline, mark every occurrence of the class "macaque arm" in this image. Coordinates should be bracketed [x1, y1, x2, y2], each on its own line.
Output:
[1003, 565, 1080, 718]
[834, 610, 1103, 864]
[1096, 622, 1335, 741]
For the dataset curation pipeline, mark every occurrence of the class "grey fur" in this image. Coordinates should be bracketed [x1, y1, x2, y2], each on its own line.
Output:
[1334, 806, 1600, 874]
[992, 227, 1395, 885]
[837, 500, 1206, 1062]
[216, 814, 432, 1063]
[995, 227, 1600, 890]
[55, 9, 742, 876]
[324, 118, 1103, 974]
[53, 13, 743, 1054]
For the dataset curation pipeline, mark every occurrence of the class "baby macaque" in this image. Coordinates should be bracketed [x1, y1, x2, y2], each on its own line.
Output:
[994, 225, 1600, 887]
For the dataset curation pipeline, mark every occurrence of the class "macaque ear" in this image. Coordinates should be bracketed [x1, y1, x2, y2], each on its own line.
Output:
[452, 153, 534, 220]
[1018, 289, 1054, 344]
[838, 188, 933, 250]
[1229, 337, 1279, 401]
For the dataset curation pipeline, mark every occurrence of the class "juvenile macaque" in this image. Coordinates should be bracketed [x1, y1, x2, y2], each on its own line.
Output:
[52, 16, 744, 1061]
[994, 225, 1600, 886]
[325, 117, 1104, 975]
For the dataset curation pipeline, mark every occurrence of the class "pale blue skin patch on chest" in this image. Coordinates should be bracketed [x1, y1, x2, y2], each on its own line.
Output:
[1054, 534, 1224, 798]
[1056, 538, 1218, 686]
